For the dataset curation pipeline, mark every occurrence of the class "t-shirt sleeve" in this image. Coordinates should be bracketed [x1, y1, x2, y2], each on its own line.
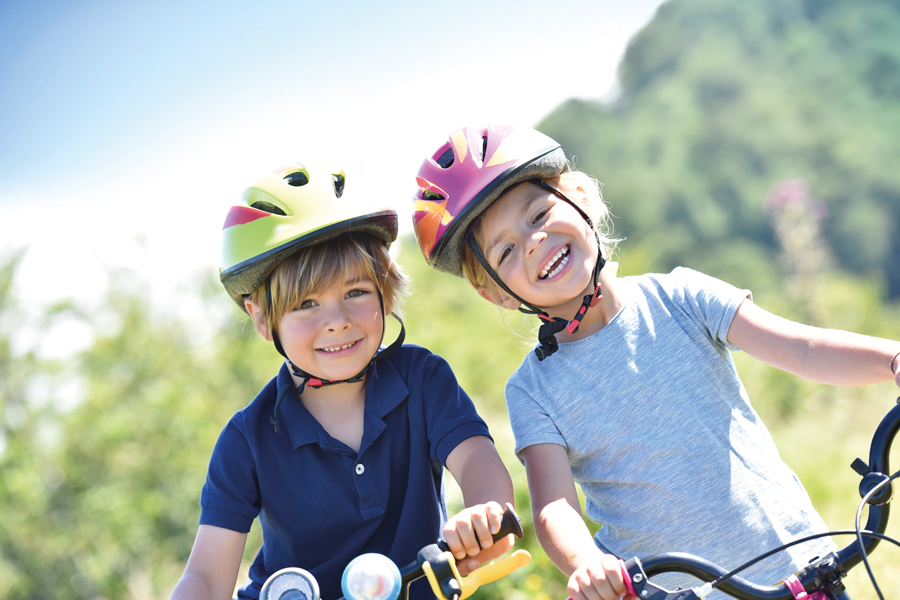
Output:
[198, 414, 261, 533]
[670, 267, 751, 351]
[419, 352, 492, 465]
[505, 378, 566, 461]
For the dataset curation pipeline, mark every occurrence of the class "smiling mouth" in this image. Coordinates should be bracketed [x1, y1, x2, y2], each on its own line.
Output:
[539, 245, 570, 280]
[319, 341, 359, 353]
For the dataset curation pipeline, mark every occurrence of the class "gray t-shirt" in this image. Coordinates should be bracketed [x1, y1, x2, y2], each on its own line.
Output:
[506, 268, 834, 592]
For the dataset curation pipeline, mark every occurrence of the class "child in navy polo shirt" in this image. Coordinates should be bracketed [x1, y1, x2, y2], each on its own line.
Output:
[170, 162, 515, 600]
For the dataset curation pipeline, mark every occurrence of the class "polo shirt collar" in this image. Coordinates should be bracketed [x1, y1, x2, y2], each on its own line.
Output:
[275, 358, 409, 450]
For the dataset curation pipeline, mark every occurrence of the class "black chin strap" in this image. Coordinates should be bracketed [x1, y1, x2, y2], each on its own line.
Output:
[268, 312, 406, 433]
[467, 179, 606, 361]
[533, 282, 601, 360]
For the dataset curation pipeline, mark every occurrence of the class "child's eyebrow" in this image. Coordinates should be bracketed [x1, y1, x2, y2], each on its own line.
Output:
[345, 275, 373, 285]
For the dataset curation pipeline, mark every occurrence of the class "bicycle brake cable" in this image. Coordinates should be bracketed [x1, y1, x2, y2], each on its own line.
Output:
[705, 527, 900, 595]
[854, 468, 900, 600]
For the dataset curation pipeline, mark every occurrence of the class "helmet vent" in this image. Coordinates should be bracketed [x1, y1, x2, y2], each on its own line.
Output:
[250, 201, 287, 216]
[480, 136, 487, 160]
[422, 190, 445, 201]
[332, 174, 345, 198]
[436, 147, 454, 168]
[284, 171, 309, 187]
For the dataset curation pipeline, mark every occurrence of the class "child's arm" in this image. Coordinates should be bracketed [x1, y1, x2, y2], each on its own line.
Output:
[444, 435, 516, 575]
[521, 443, 632, 600]
[170, 525, 247, 600]
[727, 299, 900, 387]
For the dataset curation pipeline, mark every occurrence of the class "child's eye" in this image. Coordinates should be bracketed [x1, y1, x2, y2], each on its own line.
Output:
[298, 299, 316, 310]
[347, 288, 370, 299]
[497, 245, 512, 266]
[532, 207, 549, 225]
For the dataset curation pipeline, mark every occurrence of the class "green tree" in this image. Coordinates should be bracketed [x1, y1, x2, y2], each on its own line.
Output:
[539, 0, 900, 298]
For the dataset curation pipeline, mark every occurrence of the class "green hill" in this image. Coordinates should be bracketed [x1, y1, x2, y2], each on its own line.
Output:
[539, 0, 900, 297]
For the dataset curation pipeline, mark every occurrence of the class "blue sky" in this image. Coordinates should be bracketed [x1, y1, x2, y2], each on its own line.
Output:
[0, 0, 665, 322]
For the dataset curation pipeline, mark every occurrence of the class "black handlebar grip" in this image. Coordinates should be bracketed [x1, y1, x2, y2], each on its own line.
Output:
[436, 502, 524, 553]
[494, 502, 524, 541]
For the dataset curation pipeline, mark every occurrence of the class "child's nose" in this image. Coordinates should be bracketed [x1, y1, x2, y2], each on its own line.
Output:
[324, 306, 352, 331]
[525, 231, 547, 257]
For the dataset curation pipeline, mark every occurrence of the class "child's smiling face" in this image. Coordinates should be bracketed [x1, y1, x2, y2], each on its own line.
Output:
[275, 264, 385, 382]
[477, 181, 599, 315]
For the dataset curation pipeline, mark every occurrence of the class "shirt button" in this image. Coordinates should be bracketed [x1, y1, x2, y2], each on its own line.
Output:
[355, 463, 365, 475]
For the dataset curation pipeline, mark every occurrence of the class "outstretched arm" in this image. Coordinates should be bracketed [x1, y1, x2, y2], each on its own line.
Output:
[727, 299, 900, 387]
[521, 443, 631, 600]
[170, 524, 247, 600]
[444, 435, 516, 574]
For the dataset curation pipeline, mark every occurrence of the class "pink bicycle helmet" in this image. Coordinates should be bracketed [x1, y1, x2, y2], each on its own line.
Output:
[413, 124, 607, 361]
[413, 124, 568, 277]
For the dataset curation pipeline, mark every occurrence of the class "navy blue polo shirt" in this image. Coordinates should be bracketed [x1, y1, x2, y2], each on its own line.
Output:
[199, 345, 491, 600]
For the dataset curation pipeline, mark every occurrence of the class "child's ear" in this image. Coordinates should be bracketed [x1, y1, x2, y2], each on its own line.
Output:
[244, 298, 274, 342]
[476, 286, 521, 311]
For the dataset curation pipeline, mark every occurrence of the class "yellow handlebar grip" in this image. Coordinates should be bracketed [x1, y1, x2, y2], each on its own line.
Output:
[459, 550, 532, 599]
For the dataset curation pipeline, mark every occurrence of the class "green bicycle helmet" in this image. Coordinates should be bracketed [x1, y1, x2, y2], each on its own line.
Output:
[220, 162, 404, 433]
[220, 162, 398, 308]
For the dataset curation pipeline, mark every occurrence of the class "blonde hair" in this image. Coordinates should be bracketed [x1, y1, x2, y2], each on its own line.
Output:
[247, 234, 408, 336]
[460, 170, 617, 299]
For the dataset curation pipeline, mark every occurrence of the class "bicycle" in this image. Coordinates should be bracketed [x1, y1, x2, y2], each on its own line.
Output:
[258, 502, 531, 600]
[613, 396, 900, 600]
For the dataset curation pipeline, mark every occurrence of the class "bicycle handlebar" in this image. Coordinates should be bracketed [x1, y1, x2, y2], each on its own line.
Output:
[262, 503, 528, 600]
[394, 502, 526, 600]
[333, 502, 527, 600]
[618, 398, 900, 600]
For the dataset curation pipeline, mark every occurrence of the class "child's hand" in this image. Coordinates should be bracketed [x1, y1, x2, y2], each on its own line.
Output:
[891, 351, 900, 388]
[442, 501, 514, 575]
[567, 552, 635, 600]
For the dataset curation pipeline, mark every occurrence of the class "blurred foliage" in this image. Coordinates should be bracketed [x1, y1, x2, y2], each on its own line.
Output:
[539, 0, 900, 298]
[3, 0, 900, 598]
[0, 261, 280, 599]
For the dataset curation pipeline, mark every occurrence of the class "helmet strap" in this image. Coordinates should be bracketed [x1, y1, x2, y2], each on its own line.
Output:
[265, 276, 289, 360]
[466, 179, 606, 361]
[466, 232, 543, 316]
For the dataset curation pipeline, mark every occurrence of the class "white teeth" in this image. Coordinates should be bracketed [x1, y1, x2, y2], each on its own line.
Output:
[321, 342, 355, 353]
[539, 246, 570, 280]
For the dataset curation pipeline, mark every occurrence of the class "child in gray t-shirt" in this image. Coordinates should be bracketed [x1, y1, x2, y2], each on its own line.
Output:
[409, 124, 900, 600]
